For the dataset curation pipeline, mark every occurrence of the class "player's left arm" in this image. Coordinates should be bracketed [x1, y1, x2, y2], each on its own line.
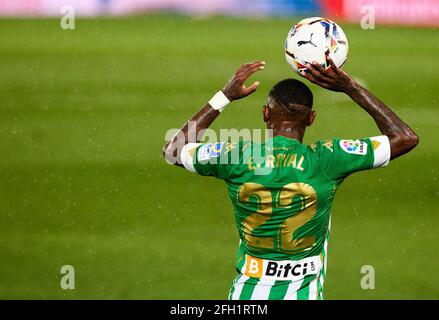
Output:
[163, 61, 265, 166]
[301, 57, 419, 160]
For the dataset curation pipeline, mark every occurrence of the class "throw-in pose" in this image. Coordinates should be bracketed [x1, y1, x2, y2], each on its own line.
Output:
[163, 59, 418, 300]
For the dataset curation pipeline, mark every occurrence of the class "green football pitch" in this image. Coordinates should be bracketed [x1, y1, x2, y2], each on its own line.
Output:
[0, 15, 438, 299]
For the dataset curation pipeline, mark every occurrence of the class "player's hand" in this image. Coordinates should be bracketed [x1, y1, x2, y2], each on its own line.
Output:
[300, 56, 356, 93]
[222, 61, 265, 101]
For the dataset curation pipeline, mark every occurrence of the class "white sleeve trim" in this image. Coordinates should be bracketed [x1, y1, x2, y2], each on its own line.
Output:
[370, 135, 391, 168]
[181, 143, 201, 173]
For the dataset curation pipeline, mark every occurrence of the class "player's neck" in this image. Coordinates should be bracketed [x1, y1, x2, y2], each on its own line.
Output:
[270, 122, 305, 143]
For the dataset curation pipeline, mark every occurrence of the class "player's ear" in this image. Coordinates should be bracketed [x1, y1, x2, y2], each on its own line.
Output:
[263, 105, 270, 122]
[307, 110, 316, 127]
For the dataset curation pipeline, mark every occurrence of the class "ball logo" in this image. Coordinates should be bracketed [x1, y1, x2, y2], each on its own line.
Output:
[285, 17, 349, 75]
[340, 140, 367, 155]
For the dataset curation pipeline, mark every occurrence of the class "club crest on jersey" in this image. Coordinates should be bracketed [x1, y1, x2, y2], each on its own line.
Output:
[198, 142, 224, 161]
[340, 139, 367, 155]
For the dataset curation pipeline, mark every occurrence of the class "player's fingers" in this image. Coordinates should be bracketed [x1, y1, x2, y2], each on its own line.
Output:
[311, 61, 339, 81]
[300, 70, 330, 88]
[306, 63, 331, 83]
[249, 64, 265, 75]
[326, 56, 340, 74]
[310, 61, 331, 76]
[239, 63, 265, 81]
[242, 61, 265, 74]
[242, 81, 260, 95]
[253, 61, 266, 67]
[235, 63, 252, 76]
[299, 70, 317, 83]
[240, 62, 254, 69]
[245, 61, 265, 68]
[238, 61, 263, 74]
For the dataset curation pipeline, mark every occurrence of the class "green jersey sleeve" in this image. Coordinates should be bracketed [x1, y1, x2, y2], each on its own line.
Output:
[310, 135, 391, 183]
[180, 141, 243, 180]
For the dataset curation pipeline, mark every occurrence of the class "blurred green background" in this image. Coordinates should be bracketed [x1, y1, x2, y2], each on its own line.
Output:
[0, 16, 438, 299]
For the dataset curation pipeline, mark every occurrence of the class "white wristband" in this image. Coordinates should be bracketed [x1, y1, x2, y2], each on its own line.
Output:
[208, 91, 230, 112]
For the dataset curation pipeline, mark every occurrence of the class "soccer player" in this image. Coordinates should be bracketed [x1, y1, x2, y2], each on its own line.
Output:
[163, 59, 418, 300]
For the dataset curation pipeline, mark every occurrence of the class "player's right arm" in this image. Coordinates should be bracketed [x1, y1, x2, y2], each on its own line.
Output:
[301, 58, 419, 160]
[162, 61, 264, 172]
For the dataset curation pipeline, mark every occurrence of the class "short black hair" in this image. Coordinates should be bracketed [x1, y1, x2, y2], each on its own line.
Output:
[269, 78, 313, 109]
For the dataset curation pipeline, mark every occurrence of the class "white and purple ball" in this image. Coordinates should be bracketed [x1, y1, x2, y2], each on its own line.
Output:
[285, 17, 349, 74]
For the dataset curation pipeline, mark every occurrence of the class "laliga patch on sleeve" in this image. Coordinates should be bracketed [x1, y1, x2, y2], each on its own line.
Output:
[198, 142, 224, 161]
[339, 140, 367, 155]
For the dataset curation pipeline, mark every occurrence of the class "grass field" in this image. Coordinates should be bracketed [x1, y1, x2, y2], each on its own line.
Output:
[0, 15, 438, 299]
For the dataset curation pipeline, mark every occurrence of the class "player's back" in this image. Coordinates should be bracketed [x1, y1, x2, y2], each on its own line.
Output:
[181, 133, 390, 298]
[224, 135, 333, 262]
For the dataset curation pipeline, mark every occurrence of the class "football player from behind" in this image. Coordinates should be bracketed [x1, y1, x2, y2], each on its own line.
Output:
[163, 59, 418, 300]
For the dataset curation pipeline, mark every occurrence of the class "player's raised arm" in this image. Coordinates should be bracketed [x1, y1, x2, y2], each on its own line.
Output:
[163, 61, 265, 166]
[300, 58, 419, 160]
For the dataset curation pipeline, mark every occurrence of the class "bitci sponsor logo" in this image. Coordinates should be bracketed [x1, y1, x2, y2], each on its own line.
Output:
[244, 255, 320, 281]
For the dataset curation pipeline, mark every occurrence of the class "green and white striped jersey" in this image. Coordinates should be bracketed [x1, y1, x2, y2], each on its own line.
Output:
[181, 135, 390, 299]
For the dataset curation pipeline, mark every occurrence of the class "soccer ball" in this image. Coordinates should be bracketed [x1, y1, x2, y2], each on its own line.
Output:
[284, 17, 349, 74]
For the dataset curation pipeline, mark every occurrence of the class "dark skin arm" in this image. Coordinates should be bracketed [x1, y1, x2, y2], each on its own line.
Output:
[163, 61, 265, 165]
[300, 57, 419, 159]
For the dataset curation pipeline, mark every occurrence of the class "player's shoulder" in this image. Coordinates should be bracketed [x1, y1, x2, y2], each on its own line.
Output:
[308, 138, 370, 157]
[197, 140, 252, 164]
[307, 138, 337, 156]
